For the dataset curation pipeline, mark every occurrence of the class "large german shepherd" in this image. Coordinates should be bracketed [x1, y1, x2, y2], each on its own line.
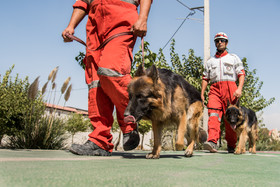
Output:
[225, 101, 258, 154]
[124, 65, 203, 159]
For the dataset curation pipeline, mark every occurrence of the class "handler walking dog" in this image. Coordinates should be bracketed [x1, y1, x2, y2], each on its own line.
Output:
[124, 64, 203, 159]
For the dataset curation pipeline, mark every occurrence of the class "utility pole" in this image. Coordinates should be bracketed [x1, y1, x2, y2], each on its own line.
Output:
[203, 0, 210, 131]
[204, 0, 210, 64]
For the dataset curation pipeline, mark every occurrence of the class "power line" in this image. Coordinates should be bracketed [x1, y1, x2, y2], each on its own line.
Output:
[176, 0, 192, 10]
[162, 0, 204, 50]
[162, 10, 195, 50]
[43, 87, 88, 93]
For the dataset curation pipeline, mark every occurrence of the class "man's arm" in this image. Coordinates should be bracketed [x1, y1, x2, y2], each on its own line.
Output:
[131, 0, 152, 37]
[62, 8, 87, 42]
[201, 79, 209, 106]
[233, 74, 245, 98]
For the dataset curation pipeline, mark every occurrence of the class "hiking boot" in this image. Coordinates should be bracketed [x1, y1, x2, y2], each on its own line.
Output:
[69, 140, 111, 156]
[227, 146, 235, 153]
[123, 129, 140, 151]
[203, 141, 218, 153]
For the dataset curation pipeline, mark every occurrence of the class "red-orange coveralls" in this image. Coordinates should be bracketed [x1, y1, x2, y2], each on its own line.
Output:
[203, 51, 245, 148]
[73, 0, 139, 152]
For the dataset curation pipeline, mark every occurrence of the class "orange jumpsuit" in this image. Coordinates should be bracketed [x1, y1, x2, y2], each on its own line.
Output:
[73, 0, 139, 152]
[203, 50, 245, 148]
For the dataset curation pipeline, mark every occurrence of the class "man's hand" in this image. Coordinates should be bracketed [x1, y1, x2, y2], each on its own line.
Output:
[131, 0, 152, 37]
[201, 94, 205, 107]
[62, 8, 86, 42]
[233, 88, 242, 98]
[131, 19, 147, 37]
[62, 27, 75, 42]
[234, 74, 245, 98]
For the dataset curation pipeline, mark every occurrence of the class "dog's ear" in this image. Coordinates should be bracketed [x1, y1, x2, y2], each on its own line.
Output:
[134, 64, 146, 77]
[147, 65, 159, 83]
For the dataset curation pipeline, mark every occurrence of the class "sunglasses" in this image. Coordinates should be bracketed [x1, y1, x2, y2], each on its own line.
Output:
[215, 39, 228, 43]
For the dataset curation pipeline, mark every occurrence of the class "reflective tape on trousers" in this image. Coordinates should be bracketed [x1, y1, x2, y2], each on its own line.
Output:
[97, 67, 124, 77]
[88, 80, 100, 90]
[209, 113, 221, 122]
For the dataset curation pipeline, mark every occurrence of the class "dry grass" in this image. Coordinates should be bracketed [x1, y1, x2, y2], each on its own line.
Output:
[61, 77, 71, 94]
[28, 76, 40, 100]
[48, 66, 58, 81]
[64, 84, 72, 102]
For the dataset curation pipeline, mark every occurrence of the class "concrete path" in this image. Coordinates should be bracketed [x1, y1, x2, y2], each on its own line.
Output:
[0, 149, 279, 187]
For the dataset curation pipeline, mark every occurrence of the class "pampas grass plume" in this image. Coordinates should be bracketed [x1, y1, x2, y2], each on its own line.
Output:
[61, 77, 71, 94]
[64, 84, 72, 102]
[28, 76, 40, 100]
[42, 82, 48, 95]
[48, 66, 58, 81]
[51, 66, 59, 83]
[52, 82, 56, 90]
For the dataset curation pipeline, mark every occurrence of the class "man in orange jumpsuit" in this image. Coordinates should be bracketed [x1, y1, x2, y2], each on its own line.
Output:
[62, 0, 152, 156]
[201, 32, 245, 153]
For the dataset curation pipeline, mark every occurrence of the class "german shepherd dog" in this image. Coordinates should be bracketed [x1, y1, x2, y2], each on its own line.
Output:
[124, 65, 203, 159]
[225, 100, 258, 154]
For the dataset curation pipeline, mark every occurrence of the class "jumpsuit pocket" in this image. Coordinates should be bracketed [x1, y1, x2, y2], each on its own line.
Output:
[209, 64, 218, 79]
[223, 61, 234, 75]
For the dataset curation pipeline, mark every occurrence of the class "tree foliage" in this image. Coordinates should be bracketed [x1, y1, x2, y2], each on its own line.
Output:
[65, 113, 91, 143]
[0, 66, 45, 141]
[239, 58, 275, 112]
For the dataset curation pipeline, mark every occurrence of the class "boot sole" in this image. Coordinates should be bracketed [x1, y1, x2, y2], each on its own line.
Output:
[204, 143, 218, 153]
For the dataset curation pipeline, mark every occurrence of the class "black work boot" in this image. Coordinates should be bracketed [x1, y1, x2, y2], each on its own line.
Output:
[123, 129, 140, 151]
[69, 140, 111, 156]
[227, 146, 235, 153]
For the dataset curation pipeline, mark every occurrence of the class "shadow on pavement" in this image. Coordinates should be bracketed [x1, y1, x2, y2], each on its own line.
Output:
[112, 151, 203, 159]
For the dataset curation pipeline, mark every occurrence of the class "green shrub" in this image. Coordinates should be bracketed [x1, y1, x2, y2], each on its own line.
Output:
[0, 65, 71, 149]
[65, 112, 91, 143]
[8, 116, 68, 149]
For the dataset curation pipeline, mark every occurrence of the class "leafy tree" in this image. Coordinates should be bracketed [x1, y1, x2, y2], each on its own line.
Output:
[138, 120, 152, 150]
[239, 58, 275, 111]
[65, 112, 91, 143]
[75, 52, 85, 70]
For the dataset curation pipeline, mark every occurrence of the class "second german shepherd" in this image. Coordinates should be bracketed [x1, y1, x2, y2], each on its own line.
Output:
[225, 101, 258, 154]
[124, 65, 204, 159]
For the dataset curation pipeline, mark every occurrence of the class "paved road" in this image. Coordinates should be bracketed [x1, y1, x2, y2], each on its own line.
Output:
[0, 149, 279, 187]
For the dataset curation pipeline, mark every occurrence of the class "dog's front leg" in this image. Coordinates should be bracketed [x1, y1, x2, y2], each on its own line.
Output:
[146, 122, 162, 159]
[248, 127, 258, 154]
[175, 111, 187, 151]
[235, 129, 247, 154]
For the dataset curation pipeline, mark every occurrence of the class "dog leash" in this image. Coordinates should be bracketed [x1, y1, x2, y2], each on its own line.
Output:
[65, 31, 134, 51]
[66, 32, 145, 67]
[141, 36, 145, 68]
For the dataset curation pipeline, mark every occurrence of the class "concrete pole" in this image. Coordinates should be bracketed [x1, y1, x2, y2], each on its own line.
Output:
[203, 0, 210, 131]
[204, 0, 210, 64]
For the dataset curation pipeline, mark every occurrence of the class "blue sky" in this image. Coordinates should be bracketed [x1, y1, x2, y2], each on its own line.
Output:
[0, 0, 279, 130]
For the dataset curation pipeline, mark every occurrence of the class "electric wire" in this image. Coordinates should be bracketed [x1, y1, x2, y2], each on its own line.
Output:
[162, 0, 200, 50]
[162, 10, 195, 50]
